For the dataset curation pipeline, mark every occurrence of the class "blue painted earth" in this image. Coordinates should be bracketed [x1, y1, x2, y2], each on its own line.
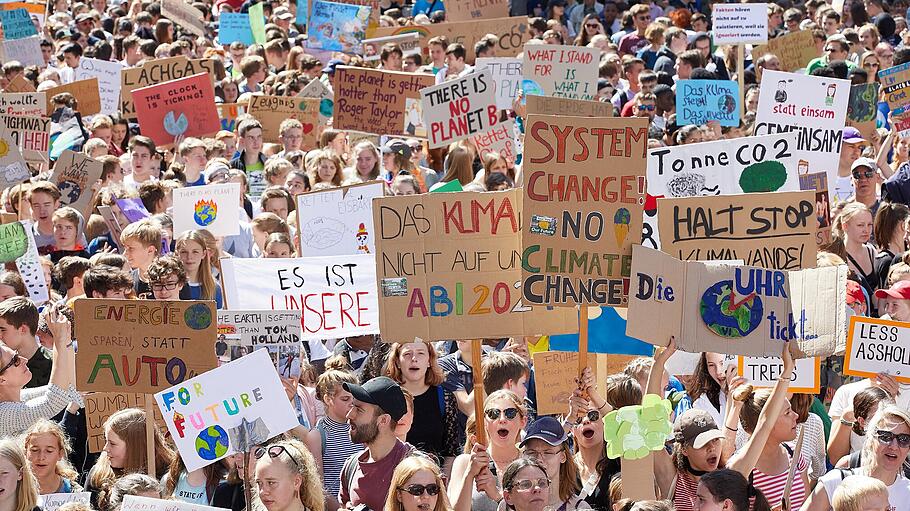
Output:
[699, 280, 763, 338]
[195, 425, 229, 460]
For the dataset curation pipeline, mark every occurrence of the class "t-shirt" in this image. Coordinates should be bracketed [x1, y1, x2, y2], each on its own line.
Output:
[340, 440, 412, 511]
[245, 160, 266, 197]
[132, 269, 153, 300]
[834, 175, 855, 203]
[673, 471, 699, 511]
[618, 32, 647, 56]
[171, 471, 209, 505]
[750, 452, 809, 510]
[25, 346, 52, 389]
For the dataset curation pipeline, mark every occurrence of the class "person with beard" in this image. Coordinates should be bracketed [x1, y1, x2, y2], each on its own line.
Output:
[338, 377, 412, 511]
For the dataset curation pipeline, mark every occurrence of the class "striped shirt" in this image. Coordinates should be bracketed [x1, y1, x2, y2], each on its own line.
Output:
[316, 416, 363, 496]
[672, 471, 699, 511]
[750, 452, 809, 511]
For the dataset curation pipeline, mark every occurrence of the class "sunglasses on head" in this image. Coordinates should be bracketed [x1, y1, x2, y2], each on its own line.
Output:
[254, 445, 299, 467]
[575, 410, 601, 425]
[399, 483, 440, 496]
[853, 169, 876, 179]
[485, 407, 519, 421]
[875, 430, 910, 448]
[0, 351, 21, 375]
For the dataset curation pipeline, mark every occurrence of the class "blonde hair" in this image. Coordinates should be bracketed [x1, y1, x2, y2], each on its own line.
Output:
[860, 406, 910, 470]
[832, 474, 888, 511]
[0, 438, 39, 511]
[315, 369, 358, 402]
[888, 262, 910, 286]
[826, 202, 873, 260]
[120, 219, 162, 251]
[254, 440, 323, 511]
[384, 456, 452, 511]
[24, 419, 78, 481]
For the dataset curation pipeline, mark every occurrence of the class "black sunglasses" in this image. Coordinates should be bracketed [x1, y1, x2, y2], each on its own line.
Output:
[399, 484, 440, 496]
[575, 410, 601, 425]
[254, 445, 299, 467]
[852, 169, 876, 179]
[485, 407, 519, 421]
[0, 351, 21, 375]
[875, 430, 910, 448]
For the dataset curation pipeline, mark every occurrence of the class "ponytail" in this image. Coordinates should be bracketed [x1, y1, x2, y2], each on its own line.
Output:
[700, 469, 771, 511]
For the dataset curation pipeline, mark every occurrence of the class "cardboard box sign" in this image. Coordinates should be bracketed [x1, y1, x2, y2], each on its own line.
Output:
[332, 67, 433, 138]
[84, 392, 165, 453]
[751, 30, 818, 72]
[526, 95, 614, 117]
[626, 245, 847, 357]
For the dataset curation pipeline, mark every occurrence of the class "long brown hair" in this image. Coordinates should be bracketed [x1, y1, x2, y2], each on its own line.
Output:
[685, 353, 723, 410]
[441, 146, 474, 186]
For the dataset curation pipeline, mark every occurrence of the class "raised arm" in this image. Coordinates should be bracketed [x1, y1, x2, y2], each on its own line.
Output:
[646, 337, 676, 399]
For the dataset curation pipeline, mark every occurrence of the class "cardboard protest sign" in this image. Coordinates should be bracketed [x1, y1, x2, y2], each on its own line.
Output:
[751, 30, 818, 72]
[307, 0, 370, 53]
[4, 74, 33, 93]
[218, 12, 254, 45]
[0, 92, 44, 115]
[362, 33, 421, 62]
[333, 67, 433, 137]
[657, 191, 817, 270]
[131, 73, 220, 148]
[0, 114, 48, 165]
[755, 71, 850, 202]
[533, 351, 605, 415]
[627, 245, 848, 357]
[0, 122, 30, 191]
[522, 45, 599, 101]
[420, 69, 500, 149]
[43, 78, 101, 116]
[711, 3, 768, 45]
[74, 299, 218, 394]
[367, 16, 529, 63]
[15, 220, 48, 303]
[0, 35, 41, 67]
[476, 57, 522, 110]
[677, 80, 740, 127]
[49, 150, 104, 216]
[472, 120, 518, 167]
[799, 172, 832, 247]
[74, 58, 123, 116]
[171, 182, 241, 237]
[121, 496, 225, 511]
[526, 95, 613, 117]
[161, 0, 205, 37]
[880, 63, 910, 135]
[84, 392, 165, 453]
[522, 115, 648, 306]
[40, 493, 90, 511]
[374, 189, 576, 342]
[847, 82, 879, 142]
[845, 316, 910, 383]
[220, 255, 379, 340]
[97, 206, 123, 251]
[0, 8, 36, 39]
[120, 56, 222, 119]
[298, 79, 333, 127]
[247, 95, 323, 147]
[296, 181, 383, 256]
[0, 221, 26, 263]
[738, 355, 820, 393]
[154, 348, 299, 471]
[446, 0, 508, 20]
[643, 133, 800, 250]
[217, 310, 302, 347]
[549, 306, 654, 355]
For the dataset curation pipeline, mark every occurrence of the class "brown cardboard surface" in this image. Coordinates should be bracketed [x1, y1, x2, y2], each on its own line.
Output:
[84, 392, 165, 453]
[50, 150, 103, 217]
[526, 95, 614, 117]
[367, 17, 529, 64]
[333, 67, 432, 137]
[247, 95, 321, 147]
[44, 78, 101, 116]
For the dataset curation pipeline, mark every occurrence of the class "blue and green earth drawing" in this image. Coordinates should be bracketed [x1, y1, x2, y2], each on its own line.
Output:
[699, 280, 764, 338]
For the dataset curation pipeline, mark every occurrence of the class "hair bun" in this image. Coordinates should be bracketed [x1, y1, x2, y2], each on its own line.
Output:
[732, 383, 754, 402]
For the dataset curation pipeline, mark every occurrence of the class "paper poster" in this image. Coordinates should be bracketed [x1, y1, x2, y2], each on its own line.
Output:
[0, 35, 41, 67]
[161, 0, 205, 37]
[627, 245, 848, 357]
[97, 206, 122, 251]
[420, 69, 501, 149]
[0, 122, 30, 191]
[880, 63, 910, 132]
[154, 349, 299, 471]
[373, 189, 576, 342]
[218, 12, 253, 45]
[446, 0, 508, 20]
[131, 73, 220, 148]
[115, 198, 150, 223]
[549, 307, 654, 355]
[751, 30, 818, 72]
[755, 71, 851, 203]
[642, 133, 800, 251]
[247, 95, 323, 147]
[522, 115, 648, 307]
[0, 92, 44, 116]
[657, 191, 817, 270]
[120, 56, 221, 119]
[0, 3, 42, 31]
[0, 8, 36, 39]
[711, 3, 768, 45]
[172, 182, 241, 237]
[526, 95, 614, 117]
[217, 310, 302, 347]
[738, 355, 820, 393]
[0, 114, 49, 165]
[676, 80, 740, 127]
[14, 220, 48, 303]
[333, 67, 433, 137]
[74, 58, 123, 116]
[0, 221, 26, 263]
[39, 493, 90, 511]
[533, 351, 604, 415]
[296, 180, 383, 256]
[472, 120, 518, 167]
[476, 57, 522, 110]
[84, 392, 164, 453]
[220, 255, 380, 340]
[799, 172, 832, 247]
[74, 299, 218, 393]
[522, 45, 599, 101]
[43, 78, 101, 116]
[122, 496, 225, 511]
[846, 82, 879, 142]
[307, 0, 370, 53]
[845, 316, 910, 383]
[49, 150, 103, 217]
[362, 33, 421, 62]
[249, 2, 265, 44]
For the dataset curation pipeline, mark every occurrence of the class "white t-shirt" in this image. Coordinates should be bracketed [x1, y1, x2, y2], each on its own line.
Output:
[821, 471, 910, 511]
[834, 175, 855, 203]
[829, 379, 910, 454]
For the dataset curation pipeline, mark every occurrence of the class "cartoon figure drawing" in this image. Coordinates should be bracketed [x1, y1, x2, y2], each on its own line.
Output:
[356, 223, 370, 253]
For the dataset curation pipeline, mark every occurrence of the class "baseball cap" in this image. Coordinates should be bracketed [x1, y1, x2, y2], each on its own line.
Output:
[520, 416, 568, 447]
[673, 409, 725, 448]
[343, 376, 407, 421]
[273, 6, 293, 20]
[381, 139, 412, 158]
[75, 13, 93, 23]
[846, 280, 867, 306]
[875, 280, 910, 300]
[843, 127, 866, 144]
[851, 157, 877, 173]
[323, 58, 345, 75]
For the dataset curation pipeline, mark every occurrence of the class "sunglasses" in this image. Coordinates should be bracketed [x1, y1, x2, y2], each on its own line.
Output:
[852, 169, 876, 179]
[399, 484, 440, 496]
[637, 104, 655, 111]
[585, 23, 600, 28]
[485, 407, 519, 421]
[510, 478, 550, 491]
[575, 410, 601, 425]
[875, 430, 910, 448]
[0, 351, 21, 375]
[254, 445, 299, 467]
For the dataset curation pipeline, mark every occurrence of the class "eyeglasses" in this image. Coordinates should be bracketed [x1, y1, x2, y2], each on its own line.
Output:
[637, 104, 655, 111]
[852, 169, 876, 179]
[399, 484, 440, 496]
[865, 62, 880, 67]
[509, 478, 550, 491]
[875, 430, 910, 448]
[254, 445, 299, 467]
[636, 15, 650, 21]
[824, 47, 839, 52]
[485, 407, 520, 421]
[0, 351, 21, 375]
[150, 280, 181, 291]
[585, 23, 600, 28]
[575, 410, 601, 425]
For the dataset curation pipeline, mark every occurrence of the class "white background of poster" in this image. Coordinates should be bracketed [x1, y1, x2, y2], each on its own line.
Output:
[739, 355, 820, 392]
[40, 493, 91, 511]
[421, 69, 500, 148]
[74, 58, 123, 116]
[476, 57, 522, 110]
[296, 181, 383, 256]
[844, 316, 910, 383]
[712, 4, 768, 45]
[172, 183, 241, 237]
[217, 310, 302, 346]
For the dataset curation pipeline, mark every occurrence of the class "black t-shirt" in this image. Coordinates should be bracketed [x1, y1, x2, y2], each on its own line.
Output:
[132, 269, 153, 299]
[26, 346, 52, 388]
[406, 386, 445, 460]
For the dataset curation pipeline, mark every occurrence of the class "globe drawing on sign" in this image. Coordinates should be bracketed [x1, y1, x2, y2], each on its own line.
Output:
[195, 425, 229, 460]
[57, 180, 82, 205]
[194, 199, 218, 227]
[522, 79, 544, 97]
[184, 303, 213, 330]
[699, 280, 764, 338]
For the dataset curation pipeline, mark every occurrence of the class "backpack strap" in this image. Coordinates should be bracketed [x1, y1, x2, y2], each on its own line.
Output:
[340, 452, 361, 499]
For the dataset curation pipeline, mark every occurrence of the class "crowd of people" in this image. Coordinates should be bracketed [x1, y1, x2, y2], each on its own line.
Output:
[4, 0, 910, 510]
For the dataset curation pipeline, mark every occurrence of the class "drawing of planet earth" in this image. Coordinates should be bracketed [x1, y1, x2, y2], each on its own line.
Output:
[58, 180, 82, 205]
[699, 280, 763, 338]
[184, 303, 213, 330]
[195, 425, 229, 460]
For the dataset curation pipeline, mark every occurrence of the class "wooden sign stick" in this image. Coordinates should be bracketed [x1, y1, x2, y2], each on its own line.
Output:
[577, 305, 590, 414]
[737, 44, 745, 118]
[144, 398, 155, 477]
[472, 338, 486, 445]
[781, 425, 806, 511]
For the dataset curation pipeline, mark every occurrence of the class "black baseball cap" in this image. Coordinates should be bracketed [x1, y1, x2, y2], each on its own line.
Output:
[343, 377, 407, 421]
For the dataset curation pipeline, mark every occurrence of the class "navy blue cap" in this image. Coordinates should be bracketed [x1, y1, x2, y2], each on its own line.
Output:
[520, 416, 567, 447]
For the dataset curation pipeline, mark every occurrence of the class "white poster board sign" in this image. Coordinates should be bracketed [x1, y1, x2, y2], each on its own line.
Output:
[476, 57, 522, 110]
[296, 181, 384, 256]
[522, 45, 599, 101]
[217, 309, 302, 346]
[845, 316, 910, 383]
[74, 58, 124, 116]
[40, 492, 91, 511]
[712, 4, 768, 45]
[420, 69, 500, 149]
[172, 182, 241, 237]
[739, 355, 821, 393]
